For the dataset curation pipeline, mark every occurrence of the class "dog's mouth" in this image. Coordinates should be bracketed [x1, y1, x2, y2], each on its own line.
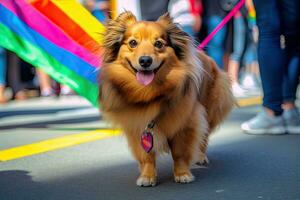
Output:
[136, 70, 155, 86]
[126, 58, 164, 86]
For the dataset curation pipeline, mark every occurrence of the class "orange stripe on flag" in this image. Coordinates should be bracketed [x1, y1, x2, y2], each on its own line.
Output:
[30, 0, 100, 54]
[51, 0, 105, 43]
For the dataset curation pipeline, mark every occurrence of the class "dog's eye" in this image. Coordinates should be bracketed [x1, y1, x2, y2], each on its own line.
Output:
[154, 41, 164, 49]
[129, 40, 138, 48]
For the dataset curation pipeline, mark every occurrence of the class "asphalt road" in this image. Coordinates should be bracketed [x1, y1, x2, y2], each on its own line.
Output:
[0, 96, 299, 200]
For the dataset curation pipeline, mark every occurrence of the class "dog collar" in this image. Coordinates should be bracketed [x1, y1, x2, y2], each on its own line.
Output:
[141, 120, 155, 153]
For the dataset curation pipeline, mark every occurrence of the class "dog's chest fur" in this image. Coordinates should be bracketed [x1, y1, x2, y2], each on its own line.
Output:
[103, 85, 204, 152]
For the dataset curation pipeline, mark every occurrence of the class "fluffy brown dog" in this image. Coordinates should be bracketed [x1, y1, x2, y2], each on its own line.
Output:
[99, 11, 234, 186]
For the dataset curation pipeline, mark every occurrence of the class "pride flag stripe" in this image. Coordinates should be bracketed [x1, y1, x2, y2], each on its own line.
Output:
[50, 0, 105, 43]
[0, 22, 99, 106]
[30, 0, 102, 53]
[1, 0, 101, 68]
[0, 4, 98, 83]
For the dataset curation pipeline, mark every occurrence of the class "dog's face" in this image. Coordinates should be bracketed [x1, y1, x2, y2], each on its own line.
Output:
[121, 22, 168, 86]
[103, 12, 191, 86]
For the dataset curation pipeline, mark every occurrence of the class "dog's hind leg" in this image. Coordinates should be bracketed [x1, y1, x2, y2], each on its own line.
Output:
[197, 135, 210, 165]
[196, 105, 210, 166]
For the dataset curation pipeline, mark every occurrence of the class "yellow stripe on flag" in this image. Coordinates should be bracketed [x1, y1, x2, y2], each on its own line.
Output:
[51, 0, 105, 43]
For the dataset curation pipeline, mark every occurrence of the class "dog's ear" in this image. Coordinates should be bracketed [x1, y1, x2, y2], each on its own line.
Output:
[157, 13, 191, 60]
[103, 11, 137, 62]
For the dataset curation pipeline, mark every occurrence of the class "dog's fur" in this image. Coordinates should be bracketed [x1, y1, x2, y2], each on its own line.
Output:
[99, 12, 235, 186]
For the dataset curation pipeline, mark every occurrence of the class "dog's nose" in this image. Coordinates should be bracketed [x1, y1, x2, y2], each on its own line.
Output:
[139, 56, 153, 68]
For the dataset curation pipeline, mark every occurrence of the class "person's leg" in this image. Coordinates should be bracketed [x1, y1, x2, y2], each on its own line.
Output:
[0, 47, 6, 85]
[282, 54, 300, 133]
[7, 52, 27, 100]
[281, 0, 300, 107]
[282, 55, 300, 106]
[0, 47, 7, 103]
[243, 39, 257, 67]
[253, 0, 285, 116]
[241, 0, 286, 134]
[228, 14, 248, 97]
[206, 15, 227, 69]
[281, 0, 300, 133]
[241, 36, 260, 91]
[36, 69, 53, 97]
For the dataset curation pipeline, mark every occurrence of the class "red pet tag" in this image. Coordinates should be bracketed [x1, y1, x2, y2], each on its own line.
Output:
[141, 130, 153, 153]
[141, 121, 155, 153]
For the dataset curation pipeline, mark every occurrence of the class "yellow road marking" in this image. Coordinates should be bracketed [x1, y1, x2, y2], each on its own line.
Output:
[0, 129, 121, 162]
[237, 96, 262, 107]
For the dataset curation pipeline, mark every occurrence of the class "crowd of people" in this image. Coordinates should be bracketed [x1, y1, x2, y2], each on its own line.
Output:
[0, 0, 299, 134]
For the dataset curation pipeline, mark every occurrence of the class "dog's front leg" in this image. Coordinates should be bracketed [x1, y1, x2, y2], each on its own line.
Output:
[169, 128, 198, 183]
[126, 133, 157, 187]
[136, 153, 157, 187]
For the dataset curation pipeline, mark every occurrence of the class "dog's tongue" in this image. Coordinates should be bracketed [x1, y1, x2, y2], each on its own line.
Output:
[136, 71, 154, 86]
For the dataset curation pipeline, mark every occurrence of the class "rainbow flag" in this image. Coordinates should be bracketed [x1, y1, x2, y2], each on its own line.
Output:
[0, 0, 105, 106]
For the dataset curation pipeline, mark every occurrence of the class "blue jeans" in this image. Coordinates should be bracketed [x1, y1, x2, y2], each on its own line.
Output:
[230, 15, 247, 62]
[206, 16, 227, 69]
[243, 37, 257, 65]
[230, 15, 257, 65]
[0, 47, 6, 85]
[254, 0, 300, 115]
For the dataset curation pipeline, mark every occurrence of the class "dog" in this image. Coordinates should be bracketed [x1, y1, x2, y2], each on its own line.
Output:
[99, 11, 235, 186]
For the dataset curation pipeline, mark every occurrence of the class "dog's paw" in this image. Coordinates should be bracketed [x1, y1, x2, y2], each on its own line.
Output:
[174, 172, 195, 183]
[196, 154, 209, 166]
[136, 175, 157, 187]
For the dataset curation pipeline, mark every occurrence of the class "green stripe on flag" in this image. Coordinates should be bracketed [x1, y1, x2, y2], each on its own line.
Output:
[0, 22, 99, 107]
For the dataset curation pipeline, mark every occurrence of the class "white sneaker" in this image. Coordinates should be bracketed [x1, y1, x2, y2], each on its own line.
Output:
[232, 83, 248, 98]
[241, 73, 260, 89]
[240, 74, 262, 96]
[241, 110, 286, 135]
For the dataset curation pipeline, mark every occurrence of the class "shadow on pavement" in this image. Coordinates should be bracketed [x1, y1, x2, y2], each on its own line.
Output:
[0, 106, 90, 119]
[0, 170, 47, 200]
[0, 106, 101, 130]
[226, 106, 260, 123]
[0, 116, 101, 130]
